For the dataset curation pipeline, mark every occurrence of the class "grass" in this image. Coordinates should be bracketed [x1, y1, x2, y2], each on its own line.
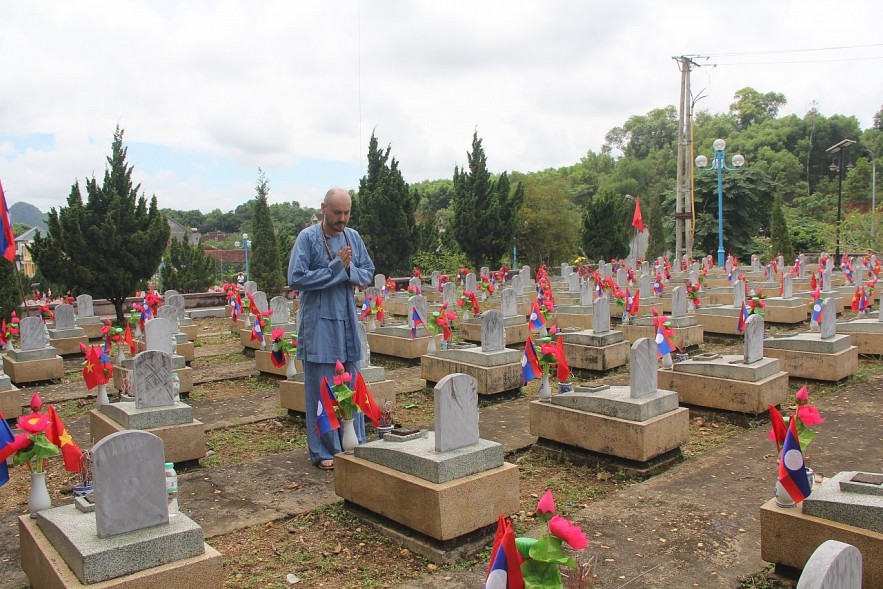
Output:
[202, 419, 307, 468]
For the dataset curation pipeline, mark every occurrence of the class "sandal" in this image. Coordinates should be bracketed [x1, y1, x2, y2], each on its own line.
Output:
[317, 460, 334, 470]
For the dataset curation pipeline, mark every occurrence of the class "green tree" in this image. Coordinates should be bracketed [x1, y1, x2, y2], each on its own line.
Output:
[249, 170, 285, 294]
[452, 131, 524, 269]
[0, 260, 24, 325]
[514, 173, 579, 268]
[581, 190, 630, 260]
[729, 87, 787, 130]
[353, 132, 417, 276]
[645, 193, 666, 260]
[30, 127, 170, 322]
[769, 193, 794, 261]
[160, 237, 216, 293]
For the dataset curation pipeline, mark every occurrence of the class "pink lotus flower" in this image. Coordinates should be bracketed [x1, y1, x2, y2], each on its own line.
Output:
[536, 489, 555, 516]
[549, 325, 558, 335]
[18, 413, 50, 435]
[335, 360, 345, 373]
[30, 393, 43, 411]
[798, 404, 825, 426]
[549, 515, 588, 550]
[541, 343, 556, 356]
[271, 327, 285, 340]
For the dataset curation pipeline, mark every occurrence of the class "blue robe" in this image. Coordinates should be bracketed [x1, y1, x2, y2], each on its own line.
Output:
[288, 224, 375, 462]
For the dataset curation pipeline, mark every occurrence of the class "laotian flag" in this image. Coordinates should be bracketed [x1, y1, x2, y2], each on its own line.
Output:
[656, 327, 674, 358]
[316, 377, 340, 435]
[0, 413, 17, 487]
[653, 276, 663, 296]
[737, 302, 748, 334]
[0, 181, 15, 262]
[484, 516, 524, 589]
[778, 417, 811, 504]
[811, 297, 823, 324]
[359, 297, 372, 320]
[521, 337, 542, 383]
[627, 288, 640, 316]
[528, 299, 546, 331]
[410, 307, 427, 339]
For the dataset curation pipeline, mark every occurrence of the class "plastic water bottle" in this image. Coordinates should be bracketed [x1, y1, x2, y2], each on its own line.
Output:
[172, 372, 181, 402]
[165, 462, 179, 517]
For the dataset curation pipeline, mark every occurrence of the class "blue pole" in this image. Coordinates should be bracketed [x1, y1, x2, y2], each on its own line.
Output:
[513, 236, 517, 267]
[244, 237, 250, 281]
[716, 150, 725, 268]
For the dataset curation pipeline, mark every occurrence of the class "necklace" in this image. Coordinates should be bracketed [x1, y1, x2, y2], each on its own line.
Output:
[320, 224, 350, 261]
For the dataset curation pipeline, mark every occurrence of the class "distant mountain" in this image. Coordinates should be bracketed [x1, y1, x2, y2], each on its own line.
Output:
[9, 201, 48, 233]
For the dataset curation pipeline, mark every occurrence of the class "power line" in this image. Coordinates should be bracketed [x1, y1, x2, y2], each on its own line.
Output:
[695, 42, 883, 58]
[710, 55, 883, 66]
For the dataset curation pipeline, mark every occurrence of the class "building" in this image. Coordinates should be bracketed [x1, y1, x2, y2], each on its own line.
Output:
[14, 226, 39, 278]
[167, 217, 201, 245]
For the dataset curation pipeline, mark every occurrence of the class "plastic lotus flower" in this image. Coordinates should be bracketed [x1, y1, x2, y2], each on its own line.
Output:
[331, 360, 359, 420]
[427, 304, 457, 342]
[686, 282, 701, 308]
[768, 386, 824, 454]
[10, 412, 60, 474]
[515, 490, 589, 588]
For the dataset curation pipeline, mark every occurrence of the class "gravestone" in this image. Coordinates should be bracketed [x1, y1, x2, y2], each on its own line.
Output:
[54, 304, 76, 329]
[603, 262, 612, 278]
[269, 296, 290, 325]
[567, 272, 579, 293]
[725, 257, 733, 276]
[134, 350, 175, 408]
[145, 318, 176, 355]
[777, 255, 785, 269]
[826, 257, 834, 272]
[76, 294, 94, 318]
[783, 274, 793, 298]
[615, 267, 628, 288]
[19, 316, 46, 351]
[796, 540, 862, 589]
[442, 282, 458, 307]
[481, 266, 490, 278]
[374, 274, 386, 290]
[579, 281, 592, 306]
[465, 273, 477, 293]
[358, 322, 370, 369]
[92, 430, 168, 538]
[156, 306, 179, 331]
[510, 274, 523, 296]
[480, 310, 504, 353]
[408, 295, 428, 330]
[752, 255, 761, 272]
[560, 263, 570, 277]
[519, 267, 530, 287]
[702, 256, 711, 270]
[641, 261, 649, 276]
[639, 274, 652, 297]
[521, 265, 531, 278]
[688, 268, 699, 284]
[820, 298, 837, 340]
[431, 271, 440, 290]
[163, 290, 179, 300]
[433, 373, 479, 452]
[409, 276, 422, 294]
[364, 286, 381, 301]
[243, 281, 257, 295]
[252, 291, 269, 314]
[629, 338, 657, 398]
[593, 296, 611, 334]
[798, 254, 807, 278]
[734, 279, 746, 309]
[744, 314, 764, 364]
[166, 294, 186, 322]
[671, 286, 687, 318]
[822, 269, 832, 292]
[501, 288, 517, 318]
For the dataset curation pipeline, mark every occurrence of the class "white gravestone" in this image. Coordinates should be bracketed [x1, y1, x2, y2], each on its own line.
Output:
[465, 273, 477, 293]
[243, 281, 258, 295]
[252, 291, 269, 314]
[145, 317, 176, 355]
[733, 279, 746, 309]
[19, 316, 47, 351]
[783, 274, 793, 298]
[629, 338, 657, 399]
[433, 373, 479, 453]
[166, 294, 186, 322]
[501, 288, 517, 318]
[481, 310, 504, 353]
[744, 314, 764, 364]
[820, 298, 837, 340]
[133, 350, 175, 409]
[671, 286, 687, 318]
[579, 281, 592, 306]
[796, 540, 862, 589]
[54, 304, 76, 329]
[443, 282, 458, 308]
[593, 296, 610, 334]
[374, 274, 386, 290]
[156, 306, 179, 331]
[822, 269, 832, 292]
[269, 296, 290, 325]
[76, 294, 94, 318]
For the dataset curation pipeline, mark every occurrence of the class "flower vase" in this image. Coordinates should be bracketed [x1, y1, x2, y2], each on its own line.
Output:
[427, 335, 437, 353]
[116, 348, 125, 364]
[341, 418, 358, 454]
[538, 374, 552, 402]
[661, 353, 673, 370]
[4, 340, 12, 352]
[688, 300, 695, 312]
[368, 316, 377, 332]
[29, 471, 52, 518]
[621, 311, 630, 325]
[285, 356, 297, 379]
[376, 425, 394, 440]
[135, 324, 142, 338]
[96, 384, 109, 406]
[463, 310, 471, 322]
[539, 324, 548, 338]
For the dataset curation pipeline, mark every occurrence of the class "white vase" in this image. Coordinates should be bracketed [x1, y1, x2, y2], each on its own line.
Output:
[621, 311, 630, 325]
[463, 310, 471, 322]
[29, 471, 52, 518]
[285, 356, 297, 379]
[341, 418, 358, 454]
[4, 340, 13, 351]
[116, 348, 125, 364]
[368, 316, 377, 332]
[538, 374, 552, 402]
[661, 353, 673, 370]
[427, 335, 437, 353]
[96, 384, 109, 406]
[688, 300, 695, 312]
[135, 324, 142, 338]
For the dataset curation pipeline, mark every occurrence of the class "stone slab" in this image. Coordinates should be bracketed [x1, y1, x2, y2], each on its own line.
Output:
[802, 471, 883, 534]
[619, 323, 704, 348]
[0, 385, 22, 419]
[835, 321, 883, 354]
[176, 341, 194, 363]
[34, 506, 205, 585]
[529, 400, 689, 463]
[692, 307, 747, 335]
[427, 347, 521, 367]
[553, 308, 594, 330]
[254, 350, 303, 377]
[3, 354, 64, 384]
[46, 335, 90, 356]
[760, 498, 883, 589]
[89, 410, 206, 464]
[113, 366, 193, 395]
[560, 329, 624, 346]
[420, 355, 522, 395]
[179, 323, 198, 342]
[353, 432, 504, 484]
[671, 355, 782, 382]
[550, 387, 680, 422]
[763, 345, 858, 382]
[79, 321, 106, 340]
[6, 346, 58, 362]
[764, 332, 853, 354]
[657, 368, 789, 414]
[760, 297, 810, 323]
[561, 339, 630, 372]
[460, 316, 529, 346]
[19, 515, 224, 589]
[279, 375, 396, 414]
[367, 331, 434, 360]
[99, 401, 194, 429]
[334, 453, 519, 541]
[238, 329, 266, 350]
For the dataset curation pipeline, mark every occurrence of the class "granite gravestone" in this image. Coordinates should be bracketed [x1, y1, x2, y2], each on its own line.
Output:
[579, 280, 592, 306]
[92, 430, 169, 538]
[166, 294, 186, 323]
[133, 350, 175, 409]
[252, 291, 269, 314]
[163, 290, 179, 301]
[269, 296, 290, 325]
[501, 288, 517, 318]
[409, 277, 422, 295]
[480, 310, 504, 353]
[243, 281, 257, 295]
[465, 273, 477, 293]
[510, 274, 523, 296]
[145, 317, 175, 355]
[671, 286, 687, 318]
[820, 298, 837, 340]
[481, 266, 491, 278]
[374, 274, 386, 290]
[408, 295, 428, 328]
[358, 322, 370, 369]
[560, 263, 570, 277]
[744, 314, 764, 364]
[795, 540, 862, 589]
[629, 338, 657, 399]
[798, 254, 806, 278]
[593, 296, 611, 334]
[443, 282, 458, 308]
[733, 279, 746, 309]
[76, 294, 95, 318]
[433, 373, 479, 453]
[567, 271, 579, 293]
[822, 269, 832, 292]
[431, 271, 440, 290]
[156, 306, 179, 331]
[54, 304, 76, 330]
[19, 316, 46, 351]
[783, 274, 793, 298]
[615, 267, 628, 289]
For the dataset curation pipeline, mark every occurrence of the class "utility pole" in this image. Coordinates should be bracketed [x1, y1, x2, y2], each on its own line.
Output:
[673, 56, 699, 266]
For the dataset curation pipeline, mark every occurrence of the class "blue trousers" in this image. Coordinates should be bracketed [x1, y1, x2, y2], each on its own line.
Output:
[303, 360, 366, 462]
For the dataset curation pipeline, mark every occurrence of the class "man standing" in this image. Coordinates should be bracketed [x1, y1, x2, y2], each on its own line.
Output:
[288, 188, 375, 470]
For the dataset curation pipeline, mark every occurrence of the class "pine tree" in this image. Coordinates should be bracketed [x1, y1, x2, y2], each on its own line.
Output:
[645, 193, 667, 260]
[581, 191, 630, 260]
[0, 260, 24, 324]
[353, 132, 416, 276]
[30, 127, 170, 322]
[160, 237, 216, 292]
[769, 192, 795, 261]
[250, 170, 285, 294]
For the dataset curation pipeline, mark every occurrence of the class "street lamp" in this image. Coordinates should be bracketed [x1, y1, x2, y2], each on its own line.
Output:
[695, 139, 745, 267]
[235, 233, 250, 281]
[826, 139, 856, 268]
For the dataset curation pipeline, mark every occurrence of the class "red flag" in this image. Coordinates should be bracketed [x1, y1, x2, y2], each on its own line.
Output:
[767, 405, 788, 454]
[82, 347, 107, 390]
[0, 181, 16, 262]
[124, 322, 136, 356]
[316, 376, 341, 434]
[631, 196, 644, 233]
[555, 336, 570, 383]
[353, 373, 381, 427]
[45, 405, 84, 473]
[485, 516, 524, 588]
[737, 302, 747, 334]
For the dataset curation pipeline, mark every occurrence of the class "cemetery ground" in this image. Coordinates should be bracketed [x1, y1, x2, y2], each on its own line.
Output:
[1, 318, 882, 587]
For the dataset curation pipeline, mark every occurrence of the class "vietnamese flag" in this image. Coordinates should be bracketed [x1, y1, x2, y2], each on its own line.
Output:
[124, 322, 136, 356]
[353, 373, 381, 427]
[45, 405, 84, 473]
[82, 346, 109, 390]
[767, 405, 788, 454]
[631, 196, 644, 233]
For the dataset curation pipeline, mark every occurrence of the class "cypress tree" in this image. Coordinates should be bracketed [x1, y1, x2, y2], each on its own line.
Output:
[769, 192, 795, 261]
[645, 193, 667, 260]
[250, 170, 285, 294]
[160, 237, 216, 292]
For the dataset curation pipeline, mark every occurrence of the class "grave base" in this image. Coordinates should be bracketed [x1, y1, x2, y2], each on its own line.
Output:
[532, 438, 683, 478]
[279, 375, 396, 414]
[836, 321, 883, 355]
[77, 321, 105, 340]
[553, 308, 593, 330]
[89, 410, 206, 463]
[420, 354, 522, 395]
[254, 351, 303, 377]
[562, 339, 630, 372]
[657, 367, 789, 414]
[0, 384, 22, 419]
[19, 515, 225, 589]
[180, 323, 198, 342]
[366, 332, 433, 360]
[760, 498, 883, 589]
[763, 344, 858, 382]
[692, 307, 746, 335]
[112, 366, 193, 396]
[529, 400, 689, 463]
[3, 355, 64, 384]
[48, 336, 89, 356]
[176, 341, 194, 363]
[334, 453, 519, 541]
[619, 323, 704, 348]
[238, 329, 267, 351]
[460, 317, 529, 346]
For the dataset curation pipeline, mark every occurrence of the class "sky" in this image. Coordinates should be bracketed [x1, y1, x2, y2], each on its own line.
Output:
[1, 1, 881, 217]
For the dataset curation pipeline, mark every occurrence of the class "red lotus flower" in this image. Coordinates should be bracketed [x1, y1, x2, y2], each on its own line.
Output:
[798, 404, 825, 426]
[30, 392, 43, 412]
[335, 360, 345, 373]
[549, 515, 588, 550]
[536, 489, 555, 516]
[18, 413, 50, 435]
